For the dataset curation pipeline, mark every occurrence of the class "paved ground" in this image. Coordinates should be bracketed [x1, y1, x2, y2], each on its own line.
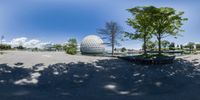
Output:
[1, 51, 200, 100]
[0, 51, 112, 67]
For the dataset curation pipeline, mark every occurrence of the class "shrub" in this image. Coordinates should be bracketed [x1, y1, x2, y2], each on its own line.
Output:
[64, 38, 78, 55]
[169, 42, 175, 50]
[196, 44, 200, 50]
[121, 47, 126, 52]
[53, 44, 63, 51]
[0, 44, 11, 50]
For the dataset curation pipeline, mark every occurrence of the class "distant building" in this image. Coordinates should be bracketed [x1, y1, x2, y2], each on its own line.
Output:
[43, 43, 55, 51]
[127, 49, 142, 54]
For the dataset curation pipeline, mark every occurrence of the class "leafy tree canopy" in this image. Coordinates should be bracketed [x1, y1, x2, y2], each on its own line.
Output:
[125, 6, 187, 55]
[196, 44, 200, 50]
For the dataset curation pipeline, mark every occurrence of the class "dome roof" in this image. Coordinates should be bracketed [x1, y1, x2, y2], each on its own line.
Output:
[80, 35, 105, 54]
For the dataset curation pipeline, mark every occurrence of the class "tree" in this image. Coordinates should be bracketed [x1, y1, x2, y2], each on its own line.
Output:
[185, 42, 195, 53]
[125, 7, 154, 56]
[169, 42, 175, 50]
[180, 44, 183, 50]
[161, 40, 170, 50]
[0, 44, 11, 50]
[176, 45, 180, 50]
[146, 41, 156, 51]
[16, 45, 25, 50]
[53, 44, 63, 51]
[64, 38, 78, 55]
[121, 47, 126, 52]
[114, 48, 117, 51]
[148, 6, 187, 54]
[196, 44, 200, 50]
[98, 21, 123, 56]
[0, 35, 4, 51]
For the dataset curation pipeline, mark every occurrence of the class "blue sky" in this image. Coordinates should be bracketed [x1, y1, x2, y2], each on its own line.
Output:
[0, 0, 200, 49]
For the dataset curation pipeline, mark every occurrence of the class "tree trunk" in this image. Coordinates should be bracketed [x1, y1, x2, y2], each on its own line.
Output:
[111, 33, 115, 56]
[143, 36, 147, 56]
[112, 43, 114, 56]
[158, 34, 162, 55]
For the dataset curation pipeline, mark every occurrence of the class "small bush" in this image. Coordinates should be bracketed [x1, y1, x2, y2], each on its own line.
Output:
[0, 44, 11, 50]
[64, 38, 78, 55]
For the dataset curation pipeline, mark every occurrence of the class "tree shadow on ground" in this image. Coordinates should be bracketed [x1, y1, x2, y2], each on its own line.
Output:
[95, 58, 200, 100]
[0, 58, 200, 100]
[0, 63, 32, 100]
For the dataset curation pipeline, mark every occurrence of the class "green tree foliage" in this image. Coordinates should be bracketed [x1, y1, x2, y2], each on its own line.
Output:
[16, 45, 25, 50]
[161, 40, 170, 50]
[0, 44, 11, 50]
[149, 6, 187, 54]
[180, 44, 183, 50]
[142, 41, 156, 51]
[98, 21, 123, 56]
[169, 42, 175, 50]
[185, 42, 195, 53]
[125, 7, 154, 55]
[114, 48, 117, 51]
[146, 41, 157, 51]
[0, 35, 5, 51]
[176, 45, 180, 50]
[126, 6, 187, 55]
[64, 38, 78, 55]
[196, 44, 200, 50]
[121, 47, 126, 52]
[53, 44, 63, 51]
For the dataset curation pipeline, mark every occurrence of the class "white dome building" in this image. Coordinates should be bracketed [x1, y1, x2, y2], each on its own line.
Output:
[80, 35, 105, 54]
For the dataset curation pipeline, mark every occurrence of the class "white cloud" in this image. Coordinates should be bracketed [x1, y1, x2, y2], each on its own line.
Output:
[10, 37, 28, 47]
[35, 42, 53, 49]
[3, 37, 53, 49]
[24, 39, 40, 48]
